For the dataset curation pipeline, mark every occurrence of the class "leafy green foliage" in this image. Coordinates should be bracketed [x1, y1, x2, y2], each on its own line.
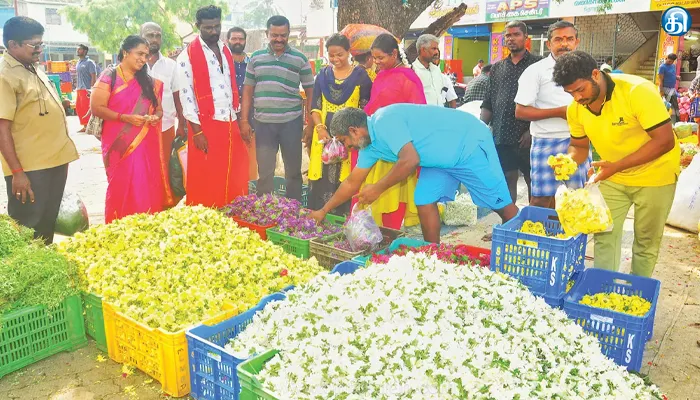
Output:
[0, 215, 34, 258]
[0, 244, 80, 314]
[63, 0, 228, 53]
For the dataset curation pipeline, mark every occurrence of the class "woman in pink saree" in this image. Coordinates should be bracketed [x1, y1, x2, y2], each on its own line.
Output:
[350, 33, 426, 229]
[91, 35, 170, 223]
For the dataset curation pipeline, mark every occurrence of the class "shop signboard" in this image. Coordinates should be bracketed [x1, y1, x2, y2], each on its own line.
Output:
[444, 35, 454, 59]
[485, 0, 549, 22]
[410, 1, 485, 30]
[549, 0, 650, 18]
[651, 0, 700, 11]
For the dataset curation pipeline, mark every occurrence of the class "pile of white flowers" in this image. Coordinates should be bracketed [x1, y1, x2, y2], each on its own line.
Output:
[228, 254, 663, 399]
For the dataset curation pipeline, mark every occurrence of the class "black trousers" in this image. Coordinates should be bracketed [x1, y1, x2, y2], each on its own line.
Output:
[5, 164, 68, 244]
[253, 117, 303, 201]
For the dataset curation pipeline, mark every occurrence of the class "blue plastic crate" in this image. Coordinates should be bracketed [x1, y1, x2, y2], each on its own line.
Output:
[352, 237, 430, 265]
[248, 177, 309, 207]
[330, 260, 364, 275]
[186, 268, 357, 400]
[563, 268, 660, 372]
[690, 97, 700, 118]
[490, 206, 587, 307]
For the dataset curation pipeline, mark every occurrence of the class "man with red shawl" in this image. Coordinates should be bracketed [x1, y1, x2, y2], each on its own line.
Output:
[176, 5, 250, 207]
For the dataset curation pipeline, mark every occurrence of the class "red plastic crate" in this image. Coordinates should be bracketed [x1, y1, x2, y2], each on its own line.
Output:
[230, 216, 276, 240]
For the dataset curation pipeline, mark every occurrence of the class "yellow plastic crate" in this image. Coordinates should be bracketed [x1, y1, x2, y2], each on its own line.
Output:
[103, 301, 238, 397]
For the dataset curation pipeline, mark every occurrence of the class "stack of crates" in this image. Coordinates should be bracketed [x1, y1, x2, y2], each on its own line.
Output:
[490, 206, 587, 308]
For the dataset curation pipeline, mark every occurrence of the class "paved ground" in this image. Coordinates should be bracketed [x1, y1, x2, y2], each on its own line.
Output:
[1, 116, 698, 399]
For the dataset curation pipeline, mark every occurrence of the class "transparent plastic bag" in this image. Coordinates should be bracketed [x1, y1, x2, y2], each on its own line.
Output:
[344, 205, 383, 252]
[555, 181, 613, 236]
[444, 192, 478, 226]
[321, 137, 347, 165]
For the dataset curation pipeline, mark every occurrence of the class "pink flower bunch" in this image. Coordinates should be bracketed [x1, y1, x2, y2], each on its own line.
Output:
[369, 244, 490, 267]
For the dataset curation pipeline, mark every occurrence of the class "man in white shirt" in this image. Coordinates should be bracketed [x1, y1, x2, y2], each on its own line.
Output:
[141, 22, 186, 207]
[514, 20, 591, 208]
[600, 56, 613, 73]
[473, 59, 484, 77]
[412, 34, 453, 107]
[176, 5, 251, 207]
[433, 49, 458, 108]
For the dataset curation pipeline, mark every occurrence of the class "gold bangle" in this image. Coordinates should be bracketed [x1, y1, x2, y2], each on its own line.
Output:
[193, 131, 204, 137]
[317, 124, 327, 130]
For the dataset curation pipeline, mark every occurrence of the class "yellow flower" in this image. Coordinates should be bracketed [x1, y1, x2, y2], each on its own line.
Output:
[548, 153, 578, 181]
[556, 189, 613, 236]
[580, 292, 651, 317]
[57, 206, 326, 333]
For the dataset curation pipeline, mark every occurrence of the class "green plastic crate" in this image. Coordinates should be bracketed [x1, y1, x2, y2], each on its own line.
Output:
[82, 292, 107, 352]
[0, 294, 88, 378]
[265, 214, 345, 259]
[238, 349, 281, 400]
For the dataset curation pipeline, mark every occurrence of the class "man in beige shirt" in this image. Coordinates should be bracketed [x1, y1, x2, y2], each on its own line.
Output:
[0, 17, 79, 244]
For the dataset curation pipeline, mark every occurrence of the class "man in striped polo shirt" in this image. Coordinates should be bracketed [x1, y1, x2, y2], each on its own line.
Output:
[240, 15, 314, 201]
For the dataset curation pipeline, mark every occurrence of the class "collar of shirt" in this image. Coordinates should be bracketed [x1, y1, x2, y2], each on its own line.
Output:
[198, 36, 228, 56]
[267, 44, 291, 56]
[147, 52, 167, 70]
[506, 50, 532, 65]
[3, 52, 30, 69]
[584, 72, 616, 116]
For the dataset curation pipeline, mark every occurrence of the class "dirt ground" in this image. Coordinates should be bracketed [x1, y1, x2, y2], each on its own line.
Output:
[1, 117, 698, 399]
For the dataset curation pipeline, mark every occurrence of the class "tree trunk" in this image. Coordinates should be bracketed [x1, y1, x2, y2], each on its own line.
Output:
[405, 3, 468, 63]
[336, 0, 434, 38]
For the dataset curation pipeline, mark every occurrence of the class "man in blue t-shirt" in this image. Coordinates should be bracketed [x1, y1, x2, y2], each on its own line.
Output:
[309, 104, 518, 243]
[658, 53, 679, 123]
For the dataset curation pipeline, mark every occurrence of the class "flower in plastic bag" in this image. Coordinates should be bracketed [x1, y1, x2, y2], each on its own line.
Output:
[344, 207, 383, 252]
[555, 184, 613, 236]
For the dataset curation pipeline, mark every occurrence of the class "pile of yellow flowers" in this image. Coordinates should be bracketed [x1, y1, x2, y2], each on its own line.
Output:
[556, 187, 613, 236]
[580, 292, 652, 317]
[58, 206, 325, 332]
[547, 153, 578, 181]
[518, 220, 568, 238]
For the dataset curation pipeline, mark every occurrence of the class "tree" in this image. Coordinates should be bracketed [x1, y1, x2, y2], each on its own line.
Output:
[237, 0, 283, 30]
[337, 0, 435, 39]
[63, 0, 228, 53]
[405, 3, 468, 63]
[337, 0, 615, 41]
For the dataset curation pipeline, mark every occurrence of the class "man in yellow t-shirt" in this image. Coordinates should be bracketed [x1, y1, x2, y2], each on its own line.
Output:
[552, 50, 680, 278]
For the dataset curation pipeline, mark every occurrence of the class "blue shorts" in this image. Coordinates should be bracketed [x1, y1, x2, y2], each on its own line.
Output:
[530, 137, 591, 197]
[414, 141, 512, 210]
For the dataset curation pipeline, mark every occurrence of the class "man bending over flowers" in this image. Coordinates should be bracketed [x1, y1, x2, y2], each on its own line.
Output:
[309, 104, 518, 243]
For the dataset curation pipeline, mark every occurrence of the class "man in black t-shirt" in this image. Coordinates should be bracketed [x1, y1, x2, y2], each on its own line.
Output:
[481, 20, 542, 204]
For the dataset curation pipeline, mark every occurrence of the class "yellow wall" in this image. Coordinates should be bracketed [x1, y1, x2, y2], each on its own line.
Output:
[454, 38, 490, 79]
[491, 22, 507, 34]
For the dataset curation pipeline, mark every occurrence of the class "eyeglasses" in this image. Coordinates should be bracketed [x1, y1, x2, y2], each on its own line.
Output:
[24, 42, 44, 50]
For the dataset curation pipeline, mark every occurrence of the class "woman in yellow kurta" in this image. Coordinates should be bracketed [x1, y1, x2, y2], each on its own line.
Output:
[349, 33, 426, 228]
[308, 34, 372, 215]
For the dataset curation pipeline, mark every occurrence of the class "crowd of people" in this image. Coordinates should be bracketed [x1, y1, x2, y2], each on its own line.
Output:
[0, 9, 680, 277]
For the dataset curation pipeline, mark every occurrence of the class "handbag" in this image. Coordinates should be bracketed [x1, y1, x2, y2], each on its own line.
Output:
[86, 68, 118, 141]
